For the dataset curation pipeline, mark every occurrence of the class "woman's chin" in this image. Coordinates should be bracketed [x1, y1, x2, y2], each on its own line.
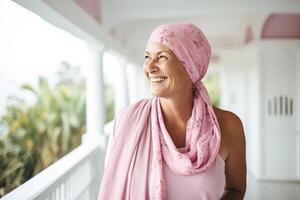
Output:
[151, 88, 166, 97]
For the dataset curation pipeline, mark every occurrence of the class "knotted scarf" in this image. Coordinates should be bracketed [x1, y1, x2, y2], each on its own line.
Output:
[98, 22, 221, 200]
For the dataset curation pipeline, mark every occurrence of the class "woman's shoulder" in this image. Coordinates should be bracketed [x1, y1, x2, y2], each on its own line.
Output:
[119, 98, 151, 115]
[213, 106, 246, 153]
[212, 106, 243, 131]
[114, 98, 152, 126]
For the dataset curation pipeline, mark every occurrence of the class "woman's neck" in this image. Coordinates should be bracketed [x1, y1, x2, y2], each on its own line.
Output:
[160, 91, 194, 127]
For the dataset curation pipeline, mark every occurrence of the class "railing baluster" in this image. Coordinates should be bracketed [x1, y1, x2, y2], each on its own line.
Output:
[1, 143, 103, 200]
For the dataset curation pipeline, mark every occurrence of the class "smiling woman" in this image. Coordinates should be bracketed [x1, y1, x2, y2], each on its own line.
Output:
[98, 22, 246, 200]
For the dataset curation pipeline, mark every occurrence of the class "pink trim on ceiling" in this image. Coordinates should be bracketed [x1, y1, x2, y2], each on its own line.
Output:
[74, 0, 101, 23]
[261, 14, 300, 39]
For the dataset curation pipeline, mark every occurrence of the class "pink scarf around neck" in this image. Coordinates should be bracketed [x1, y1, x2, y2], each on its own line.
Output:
[98, 22, 221, 200]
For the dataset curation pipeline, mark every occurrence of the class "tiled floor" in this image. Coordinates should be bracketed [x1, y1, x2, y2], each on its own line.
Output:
[244, 172, 300, 200]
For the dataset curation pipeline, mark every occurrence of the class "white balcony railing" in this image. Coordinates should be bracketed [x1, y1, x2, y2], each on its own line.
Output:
[1, 137, 105, 200]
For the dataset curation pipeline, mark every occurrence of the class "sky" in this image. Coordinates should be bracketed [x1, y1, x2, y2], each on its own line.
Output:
[0, 0, 149, 121]
[0, 0, 90, 116]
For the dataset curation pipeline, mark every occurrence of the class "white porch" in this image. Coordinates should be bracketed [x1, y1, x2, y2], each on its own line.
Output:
[1, 0, 300, 199]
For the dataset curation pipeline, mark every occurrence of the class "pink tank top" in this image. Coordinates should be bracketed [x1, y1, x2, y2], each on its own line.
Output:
[105, 133, 225, 199]
[162, 147, 226, 200]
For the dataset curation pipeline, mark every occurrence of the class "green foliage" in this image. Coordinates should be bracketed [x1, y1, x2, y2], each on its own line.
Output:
[104, 84, 115, 123]
[0, 64, 86, 197]
[203, 73, 220, 107]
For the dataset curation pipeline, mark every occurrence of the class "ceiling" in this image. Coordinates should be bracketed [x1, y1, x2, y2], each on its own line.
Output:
[96, 0, 300, 62]
[20, 0, 299, 64]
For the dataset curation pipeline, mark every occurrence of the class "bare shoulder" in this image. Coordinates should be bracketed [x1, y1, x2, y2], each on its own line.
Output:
[212, 106, 246, 157]
[213, 106, 244, 138]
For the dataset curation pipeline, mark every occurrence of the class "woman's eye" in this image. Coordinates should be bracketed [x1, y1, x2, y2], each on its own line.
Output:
[158, 55, 167, 60]
[144, 55, 151, 60]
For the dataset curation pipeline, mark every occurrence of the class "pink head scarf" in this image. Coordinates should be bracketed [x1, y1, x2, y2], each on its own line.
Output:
[147, 21, 211, 83]
[98, 22, 221, 200]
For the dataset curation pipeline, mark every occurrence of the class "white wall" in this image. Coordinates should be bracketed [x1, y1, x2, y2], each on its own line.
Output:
[247, 40, 300, 180]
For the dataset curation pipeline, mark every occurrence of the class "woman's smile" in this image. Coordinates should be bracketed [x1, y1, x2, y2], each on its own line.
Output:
[151, 76, 167, 83]
[150, 76, 168, 89]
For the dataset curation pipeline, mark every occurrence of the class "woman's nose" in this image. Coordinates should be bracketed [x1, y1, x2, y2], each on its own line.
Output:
[144, 59, 158, 73]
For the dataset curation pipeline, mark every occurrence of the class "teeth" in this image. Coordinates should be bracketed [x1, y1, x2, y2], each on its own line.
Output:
[151, 77, 167, 83]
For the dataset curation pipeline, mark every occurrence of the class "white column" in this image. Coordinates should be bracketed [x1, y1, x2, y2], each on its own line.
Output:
[121, 62, 129, 106]
[138, 68, 151, 99]
[83, 45, 106, 149]
[126, 64, 139, 103]
[114, 57, 129, 113]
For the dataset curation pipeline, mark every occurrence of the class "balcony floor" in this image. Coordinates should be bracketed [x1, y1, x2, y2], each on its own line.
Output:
[245, 172, 300, 200]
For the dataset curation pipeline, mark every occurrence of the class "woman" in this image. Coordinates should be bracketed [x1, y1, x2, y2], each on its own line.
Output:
[98, 22, 247, 200]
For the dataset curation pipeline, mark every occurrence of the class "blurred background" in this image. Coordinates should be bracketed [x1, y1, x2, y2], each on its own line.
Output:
[0, 0, 299, 199]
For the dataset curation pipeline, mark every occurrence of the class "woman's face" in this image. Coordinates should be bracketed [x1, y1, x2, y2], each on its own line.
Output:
[143, 42, 192, 98]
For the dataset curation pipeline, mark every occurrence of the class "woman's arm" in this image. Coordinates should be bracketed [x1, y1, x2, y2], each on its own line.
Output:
[220, 112, 247, 200]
